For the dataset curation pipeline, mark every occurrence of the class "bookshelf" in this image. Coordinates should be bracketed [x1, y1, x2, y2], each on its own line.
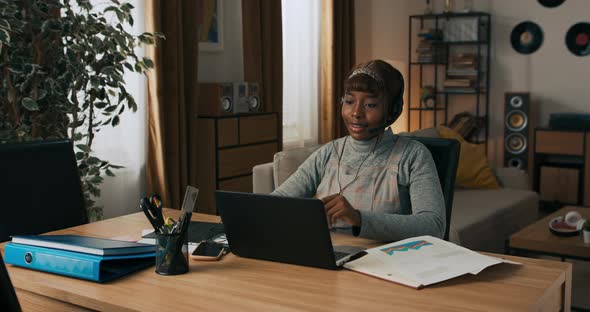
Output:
[408, 12, 491, 150]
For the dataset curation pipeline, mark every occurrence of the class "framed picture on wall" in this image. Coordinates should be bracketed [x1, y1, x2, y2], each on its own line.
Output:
[199, 0, 224, 52]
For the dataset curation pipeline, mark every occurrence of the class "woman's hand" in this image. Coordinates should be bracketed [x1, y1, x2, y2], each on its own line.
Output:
[321, 194, 361, 228]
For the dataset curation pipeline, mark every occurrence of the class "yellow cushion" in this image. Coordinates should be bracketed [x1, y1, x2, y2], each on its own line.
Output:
[437, 126, 499, 189]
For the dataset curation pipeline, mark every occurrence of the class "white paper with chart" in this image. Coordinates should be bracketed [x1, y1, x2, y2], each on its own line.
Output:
[343, 235, 518, 288]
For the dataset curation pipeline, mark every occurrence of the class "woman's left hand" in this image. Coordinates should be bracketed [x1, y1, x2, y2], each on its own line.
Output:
[321, 194, 361, 228]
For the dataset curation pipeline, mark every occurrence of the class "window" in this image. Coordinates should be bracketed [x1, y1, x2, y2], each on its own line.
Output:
[281, 0, 320, 149]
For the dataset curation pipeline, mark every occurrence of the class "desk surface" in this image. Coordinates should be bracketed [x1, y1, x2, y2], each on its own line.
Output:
[510, 206, 590, 260]
[2, 210, 572, 312]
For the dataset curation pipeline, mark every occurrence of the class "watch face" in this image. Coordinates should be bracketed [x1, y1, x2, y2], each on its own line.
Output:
[221, 97, 232, 112]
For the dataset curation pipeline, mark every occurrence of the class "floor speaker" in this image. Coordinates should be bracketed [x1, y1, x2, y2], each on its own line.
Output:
[504, 92, 533, 172]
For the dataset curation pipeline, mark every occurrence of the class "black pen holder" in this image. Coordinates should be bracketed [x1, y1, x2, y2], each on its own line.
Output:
[155, 231, 188, 275]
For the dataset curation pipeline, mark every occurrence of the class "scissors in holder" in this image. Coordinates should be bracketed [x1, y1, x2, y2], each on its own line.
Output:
[141, 195, 165, 232]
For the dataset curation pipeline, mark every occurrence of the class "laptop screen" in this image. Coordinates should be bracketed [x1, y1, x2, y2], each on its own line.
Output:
[0, 139, 87, 242]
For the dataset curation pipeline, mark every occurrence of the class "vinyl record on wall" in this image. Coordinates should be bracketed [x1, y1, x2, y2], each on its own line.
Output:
[566, 22, 590, 56]
[538, 0, 565, 8]
[511, 22, 544, 54]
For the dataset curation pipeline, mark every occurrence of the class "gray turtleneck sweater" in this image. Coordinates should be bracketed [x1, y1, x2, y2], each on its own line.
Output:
[271, 131, 445, 242]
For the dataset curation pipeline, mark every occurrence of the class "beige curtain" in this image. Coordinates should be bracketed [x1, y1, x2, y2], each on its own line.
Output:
[320, 0, 356, 143]
[242, 0, 283, 150]
[145, 0, 201, 209]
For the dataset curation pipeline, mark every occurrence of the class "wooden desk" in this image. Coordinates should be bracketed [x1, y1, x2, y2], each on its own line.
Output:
[2, 210, 572, 312]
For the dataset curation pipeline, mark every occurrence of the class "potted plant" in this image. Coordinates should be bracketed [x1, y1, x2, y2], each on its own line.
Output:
[0, 0, 162, 221]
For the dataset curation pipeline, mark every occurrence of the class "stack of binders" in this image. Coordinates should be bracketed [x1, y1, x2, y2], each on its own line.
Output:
[4, 235, 155, 282]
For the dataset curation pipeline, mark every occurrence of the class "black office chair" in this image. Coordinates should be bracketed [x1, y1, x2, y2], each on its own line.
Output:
[0, 251, 22, 312]
[0, 139, 88, 242]
[399, 136, 460, 241]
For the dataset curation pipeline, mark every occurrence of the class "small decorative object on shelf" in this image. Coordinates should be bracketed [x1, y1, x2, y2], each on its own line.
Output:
[462, 0, 474, 13]
[421, 86, 436, 108]
[425, 0, 433, 14]
[444, 0, 454, 13]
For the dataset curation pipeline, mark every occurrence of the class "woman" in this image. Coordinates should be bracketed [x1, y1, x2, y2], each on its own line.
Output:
[272, 60, 445, 242]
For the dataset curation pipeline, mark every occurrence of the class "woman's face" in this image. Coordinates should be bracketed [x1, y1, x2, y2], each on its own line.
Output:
[341, 90, 389, 141]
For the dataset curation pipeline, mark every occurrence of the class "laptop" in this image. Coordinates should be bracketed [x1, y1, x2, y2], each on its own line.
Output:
[216, 191, 364, 270]
[0, 251, 22, 312]
[0, 139, 87, 242]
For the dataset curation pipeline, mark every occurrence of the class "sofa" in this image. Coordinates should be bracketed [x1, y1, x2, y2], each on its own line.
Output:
[252, 129, 539, 253]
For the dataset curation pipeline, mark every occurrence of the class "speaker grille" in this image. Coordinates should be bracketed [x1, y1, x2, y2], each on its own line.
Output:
[504, 92, 531, 171]
[505, 110, 528, 131]
[505, 133, 527, 154]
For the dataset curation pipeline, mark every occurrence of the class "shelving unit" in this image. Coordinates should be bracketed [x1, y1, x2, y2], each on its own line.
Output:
[407, 12, 491, 150]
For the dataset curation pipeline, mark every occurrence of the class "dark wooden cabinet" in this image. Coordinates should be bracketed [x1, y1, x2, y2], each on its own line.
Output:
[533, 128, 590, 207]
[196, 113, 279, 214]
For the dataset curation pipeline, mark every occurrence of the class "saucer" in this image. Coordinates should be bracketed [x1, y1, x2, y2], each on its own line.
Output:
[548, 216, 581, 237]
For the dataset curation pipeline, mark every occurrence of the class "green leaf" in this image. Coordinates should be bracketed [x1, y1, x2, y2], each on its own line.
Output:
[142, 58, 154, 68]
[75, 152, 85, 160]
[95, 101, 108, 109]
[105, 169, 115, 177]
[22, 98, 40, 111]
[88, 167, 100, 175]
[76, 144, 91, 153]
[101, 66, 115, 75]
[86, 156, 101, 165]
[90, 175, 103, 184]
[111, 115, 120, 126]
[37, 89, 48, 100]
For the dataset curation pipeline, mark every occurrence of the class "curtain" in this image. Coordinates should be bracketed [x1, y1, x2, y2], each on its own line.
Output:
[281, 0, 320, 150]
[145, 0, 200, 209]
[242, 0, 283, 150]
[319, 0, 355, 143]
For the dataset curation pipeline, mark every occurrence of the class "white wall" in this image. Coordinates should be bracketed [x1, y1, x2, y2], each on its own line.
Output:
[355, 0, 424, 134]
[198, 0, 244, 82]
[355, 0, 590, 166]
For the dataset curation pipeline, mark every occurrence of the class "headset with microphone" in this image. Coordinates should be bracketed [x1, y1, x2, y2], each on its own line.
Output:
[366, 78, 405, 135]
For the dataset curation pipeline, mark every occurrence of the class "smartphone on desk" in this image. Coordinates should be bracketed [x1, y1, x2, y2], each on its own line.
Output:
[190, 241, 225, 261]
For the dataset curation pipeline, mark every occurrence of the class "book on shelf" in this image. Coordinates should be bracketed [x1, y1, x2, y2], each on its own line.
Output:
[343, 235, 517, 289]
[417, 28, 443, 41]
[443, 79, 474, 88]
[10, 234, 155, 256]
[442, 87, 486, 93]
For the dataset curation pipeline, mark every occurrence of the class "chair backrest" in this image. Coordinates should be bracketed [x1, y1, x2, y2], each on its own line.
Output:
[402, 136, 460, 241]
[0, 139, 87, 242]
[0, 251, 21, 312]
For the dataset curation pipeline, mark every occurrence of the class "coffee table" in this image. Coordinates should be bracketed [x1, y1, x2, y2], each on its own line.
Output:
[509, 206, 590, 261]
[509, 206, 590, 311]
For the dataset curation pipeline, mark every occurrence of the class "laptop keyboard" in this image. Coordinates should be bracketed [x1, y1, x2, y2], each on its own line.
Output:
[334, 251, 349, 261]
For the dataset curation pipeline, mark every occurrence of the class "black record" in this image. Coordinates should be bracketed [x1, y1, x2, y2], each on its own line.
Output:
[566, 22, 590, 57]
[510, 21, 544, 54]
[538, 0, 565, 8]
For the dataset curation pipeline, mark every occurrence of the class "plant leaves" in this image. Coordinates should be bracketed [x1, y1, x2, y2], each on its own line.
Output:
[76, 144, 90, 153]
[86, 156, 101, 165]
[22, 97, 40, 111]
